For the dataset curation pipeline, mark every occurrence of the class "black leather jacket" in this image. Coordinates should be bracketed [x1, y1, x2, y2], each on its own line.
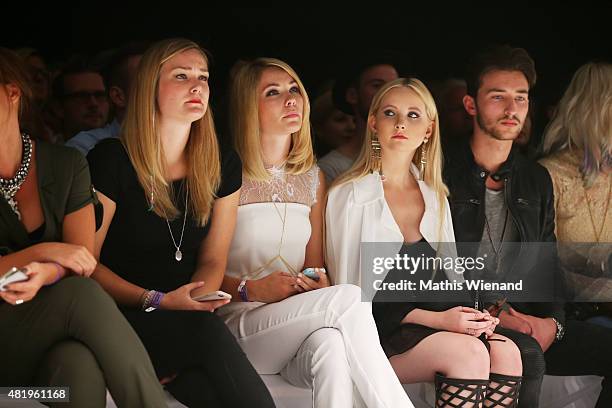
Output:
[444, 142, 566, 324]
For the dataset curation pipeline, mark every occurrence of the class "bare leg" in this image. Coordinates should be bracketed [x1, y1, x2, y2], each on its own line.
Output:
[389, 331, 490, 382]
[486, 334, 522, 407]
[390, 331, 490, 407]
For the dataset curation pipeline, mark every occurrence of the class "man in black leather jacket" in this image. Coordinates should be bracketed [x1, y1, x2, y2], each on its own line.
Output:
[444, 45, 612, 407]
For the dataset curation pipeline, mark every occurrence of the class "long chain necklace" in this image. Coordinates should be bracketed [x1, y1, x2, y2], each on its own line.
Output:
[160, 185, 189, 262]
[247, 165, 297, 278]
[583, 177, 612, 243]
[484, 207, 509, 273]
[0, 133, 33, 220]
[249, 201, 297, 278]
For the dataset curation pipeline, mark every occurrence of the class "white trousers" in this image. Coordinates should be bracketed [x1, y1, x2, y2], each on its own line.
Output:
[217, 284, 414, 408]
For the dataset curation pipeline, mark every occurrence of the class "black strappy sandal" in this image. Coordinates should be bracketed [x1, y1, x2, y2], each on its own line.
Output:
[435, 373, 488, 407]
[485, 373, 522, 407]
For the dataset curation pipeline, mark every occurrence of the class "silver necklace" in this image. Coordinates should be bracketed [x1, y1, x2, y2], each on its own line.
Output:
[0, 133, 33, 220]
[160, 185, 189, 262]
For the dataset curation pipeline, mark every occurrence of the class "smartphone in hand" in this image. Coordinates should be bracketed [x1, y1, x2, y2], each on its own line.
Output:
[191, 290, 232, 302]
[302, 267, 326, 282]
[0, 267, 29, 292]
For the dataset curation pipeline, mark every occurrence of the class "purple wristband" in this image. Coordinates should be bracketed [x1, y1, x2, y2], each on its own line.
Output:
[238, 280, 249, 302]
[143, 290, 165, 312]
[151, 291, 165, 309]
[46, 263, 63, 286]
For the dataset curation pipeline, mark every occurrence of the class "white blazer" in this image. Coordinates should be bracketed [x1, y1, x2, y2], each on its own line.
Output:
[325, 164, 460, 287]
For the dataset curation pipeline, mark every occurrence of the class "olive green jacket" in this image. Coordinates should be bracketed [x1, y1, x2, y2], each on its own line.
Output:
[0, 142, 93, 255]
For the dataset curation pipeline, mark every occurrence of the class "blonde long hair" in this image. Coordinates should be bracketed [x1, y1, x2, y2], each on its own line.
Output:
[542, 62, 612, 186]
[333, 78, 449, 235]
[229, 58, 315, 181]
[121, 38, 220, 226]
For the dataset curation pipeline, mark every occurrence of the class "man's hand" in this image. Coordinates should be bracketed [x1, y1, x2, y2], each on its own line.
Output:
[507, 307, 557, 352]
[498, 306, 533, 335]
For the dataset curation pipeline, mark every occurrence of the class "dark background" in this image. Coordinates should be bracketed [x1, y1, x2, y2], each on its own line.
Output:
[4, 5, 612, 113]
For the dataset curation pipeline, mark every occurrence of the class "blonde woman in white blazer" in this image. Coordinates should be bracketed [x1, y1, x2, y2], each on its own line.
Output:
[325, 78, 524, 407]
[325, 162, 456, 287]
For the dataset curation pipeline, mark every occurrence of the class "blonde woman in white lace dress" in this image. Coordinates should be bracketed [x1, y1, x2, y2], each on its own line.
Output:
[216, 58, 414, 408]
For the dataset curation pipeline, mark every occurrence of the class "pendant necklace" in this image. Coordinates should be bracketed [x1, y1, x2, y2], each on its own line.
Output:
[163, 185, 189, 262]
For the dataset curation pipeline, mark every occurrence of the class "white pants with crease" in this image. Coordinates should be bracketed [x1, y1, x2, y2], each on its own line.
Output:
[216, 284, 414, 408]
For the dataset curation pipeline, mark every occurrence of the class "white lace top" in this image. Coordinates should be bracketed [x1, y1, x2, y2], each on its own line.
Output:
[239, 164, 319, 206]
[225, 165, 320, 281]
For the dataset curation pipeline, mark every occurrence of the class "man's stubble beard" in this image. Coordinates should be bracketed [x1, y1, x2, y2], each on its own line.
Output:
[475, 104, 523, 142]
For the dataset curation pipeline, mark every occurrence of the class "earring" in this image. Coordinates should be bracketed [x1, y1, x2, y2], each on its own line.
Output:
[419, 139, 428, 181]
[371, 133, 385, 181]
[147, 175, 155, 211]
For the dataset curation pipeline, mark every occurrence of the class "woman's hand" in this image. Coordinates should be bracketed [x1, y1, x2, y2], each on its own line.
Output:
[37, 242, 97, 276]
[249, 272, 298, 303]
[160, 281, 230, 312]
[437, 306, 499, 337]
[295, 269, 330, 292]
[0, 262, 54, 305]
